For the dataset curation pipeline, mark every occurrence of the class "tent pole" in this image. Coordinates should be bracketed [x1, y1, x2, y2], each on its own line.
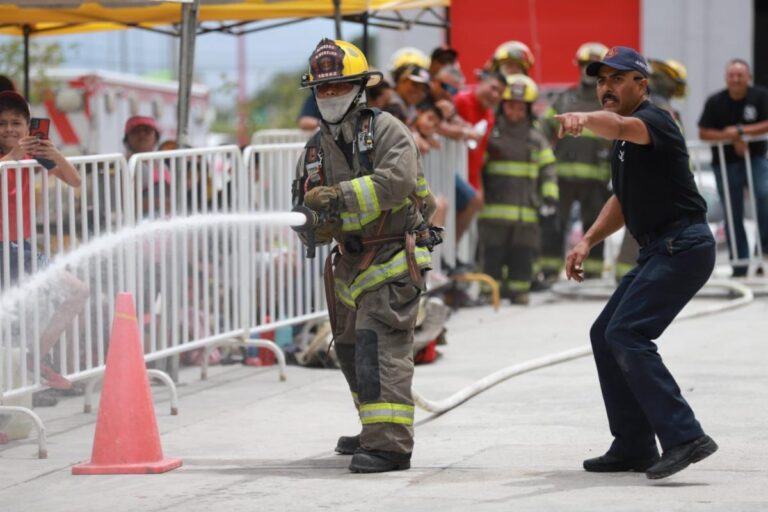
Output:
[333, 0, 343, 39]
[445, 6, 451, 46]
[237, 33, 248, 147]
[176, 0, 199, 148]
[23, 25, 31, 99]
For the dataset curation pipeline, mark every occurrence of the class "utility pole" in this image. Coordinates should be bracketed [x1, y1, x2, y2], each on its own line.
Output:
[333, 0, 343, 39]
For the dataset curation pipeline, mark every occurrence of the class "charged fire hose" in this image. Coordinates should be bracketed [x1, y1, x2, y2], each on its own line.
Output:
[411, 278, 754, 414]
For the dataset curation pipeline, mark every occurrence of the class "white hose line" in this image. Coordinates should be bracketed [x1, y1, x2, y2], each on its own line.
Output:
[412, 278, 754, 414]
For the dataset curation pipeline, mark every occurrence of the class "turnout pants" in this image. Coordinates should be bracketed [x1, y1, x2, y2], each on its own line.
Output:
[541, 178, 609, 277]
[478, 222, 538, 296]
[333, 275, 422, 455]
[590, 222, 715, 454]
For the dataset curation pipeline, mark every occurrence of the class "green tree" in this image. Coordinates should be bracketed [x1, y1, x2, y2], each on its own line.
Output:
[247, 69, 306, 132]
[0, 39, 68, 101]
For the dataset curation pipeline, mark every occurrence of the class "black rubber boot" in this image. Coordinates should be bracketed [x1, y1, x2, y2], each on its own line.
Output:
[645, 435, 718, 480]
[349, 448, 411, 473]
[583, 451, 660, 473]
[335, 434, 360, 455]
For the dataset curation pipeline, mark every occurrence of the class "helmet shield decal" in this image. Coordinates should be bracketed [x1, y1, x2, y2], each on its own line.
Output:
[310, 39, 346, 82]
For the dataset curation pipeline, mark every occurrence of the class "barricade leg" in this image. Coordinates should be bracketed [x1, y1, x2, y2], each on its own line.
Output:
[242, 338, 287, 381]
[0, 405, 47, 459]
[83, 370, 178, 415]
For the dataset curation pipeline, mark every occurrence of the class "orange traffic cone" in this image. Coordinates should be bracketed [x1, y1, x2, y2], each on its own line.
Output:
[72, 292, 182, 475]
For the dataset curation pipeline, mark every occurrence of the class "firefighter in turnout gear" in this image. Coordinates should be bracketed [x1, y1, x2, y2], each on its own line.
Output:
[541, 42, 612, 280]
[479, 74, 558, 305]
[292, 39, 437, 473]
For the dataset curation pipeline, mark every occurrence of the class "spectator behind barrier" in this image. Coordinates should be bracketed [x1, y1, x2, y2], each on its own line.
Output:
[123, 115, 172, 214]
[451, 70, 506, 250]
[429, 46, 459, 77]
[411, 101, 443, 155]
[698, 59, 768, 277]
[0, 90, 89, 393]
[389, 64, 431, 125]
[367, 79, 394, 110]
[454, 69, 506, 192]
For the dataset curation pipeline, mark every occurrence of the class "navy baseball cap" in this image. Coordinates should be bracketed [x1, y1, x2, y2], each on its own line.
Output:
[585, 46, 651, 77]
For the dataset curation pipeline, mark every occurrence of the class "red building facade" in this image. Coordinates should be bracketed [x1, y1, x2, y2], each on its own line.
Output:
[450, 0, 641, 86]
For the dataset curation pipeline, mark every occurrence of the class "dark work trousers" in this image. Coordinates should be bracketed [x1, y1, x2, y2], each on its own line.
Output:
[590, 222, 715, 455]
[714, 157, 768, 276]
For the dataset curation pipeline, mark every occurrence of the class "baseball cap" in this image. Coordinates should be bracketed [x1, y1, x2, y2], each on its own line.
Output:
[585, 46, 651, 77]
[124, 115, 159, 137]
[0, 90, 31, 118]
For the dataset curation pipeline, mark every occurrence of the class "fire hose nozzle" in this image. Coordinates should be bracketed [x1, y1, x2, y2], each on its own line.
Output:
[291, 205, 320, 232]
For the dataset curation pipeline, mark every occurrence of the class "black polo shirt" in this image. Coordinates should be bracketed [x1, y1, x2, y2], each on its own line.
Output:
[611, 100, 707, 238]
[698, 86, 768, 166]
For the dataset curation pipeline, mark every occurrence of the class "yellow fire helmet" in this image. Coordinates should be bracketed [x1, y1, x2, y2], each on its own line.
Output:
[490, 40, 535, 72]
[575, 42, 609, 65]
[649, 58, 688, 98]
[389, 46, 431, 74]
[502, 74, 538, 103]
[300, 38, 382, 89]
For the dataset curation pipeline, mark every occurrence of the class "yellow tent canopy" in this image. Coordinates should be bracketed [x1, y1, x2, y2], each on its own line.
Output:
[0, 1, 450, 36]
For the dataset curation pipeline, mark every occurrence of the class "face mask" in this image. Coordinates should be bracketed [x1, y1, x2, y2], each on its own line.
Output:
[316, 85, 361, 123]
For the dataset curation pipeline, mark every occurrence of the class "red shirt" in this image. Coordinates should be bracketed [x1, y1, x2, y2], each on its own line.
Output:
[454, 87, 496, 191]
[0, 153, 32, 241]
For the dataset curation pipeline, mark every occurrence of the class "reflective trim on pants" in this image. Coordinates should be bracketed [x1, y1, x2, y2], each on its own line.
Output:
[359, 402, 415, 426]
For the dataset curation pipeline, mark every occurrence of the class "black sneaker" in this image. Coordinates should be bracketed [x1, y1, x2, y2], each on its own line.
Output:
[349, 448, 411, 473]
[583, 451, 660, 472]
[335, 434, 360, 455]
[645, 435, 718, 480]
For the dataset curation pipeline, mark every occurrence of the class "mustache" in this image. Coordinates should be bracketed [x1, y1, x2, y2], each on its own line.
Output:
[602, 93, 618, 104]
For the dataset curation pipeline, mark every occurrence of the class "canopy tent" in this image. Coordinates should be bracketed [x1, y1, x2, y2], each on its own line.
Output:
[0, 1, 450, 36]
[0, 0, 450, 144]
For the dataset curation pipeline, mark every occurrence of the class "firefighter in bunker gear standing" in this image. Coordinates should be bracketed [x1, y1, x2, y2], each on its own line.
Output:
[541, 42, 612, 280]
[478, 74, 558, 305]
[292, 39, 436, 473]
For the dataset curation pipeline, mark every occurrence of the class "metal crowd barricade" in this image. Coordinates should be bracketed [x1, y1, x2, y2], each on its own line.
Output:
[126, 146, 265, 372]
[250, 129, 311, 146]
[0, 136, 467, 458]
[1, 154, 131, 457]
[422, 137, 468, 270]
[242, 142, 329, 336]
[687, 137, 766, 276]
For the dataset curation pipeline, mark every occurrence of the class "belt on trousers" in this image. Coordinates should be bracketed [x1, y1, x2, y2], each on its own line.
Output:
[634, 212, 707, 247]
[323, 231, 422, 335]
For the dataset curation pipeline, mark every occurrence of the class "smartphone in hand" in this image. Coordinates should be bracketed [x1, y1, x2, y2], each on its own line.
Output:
[29, 117, 56, 170]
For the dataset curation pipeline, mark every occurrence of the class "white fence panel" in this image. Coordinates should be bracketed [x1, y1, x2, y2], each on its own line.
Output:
[242, 143, 329, 334]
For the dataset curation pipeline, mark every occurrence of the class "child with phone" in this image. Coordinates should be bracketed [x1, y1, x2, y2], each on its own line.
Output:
[0, 90, 89, 391]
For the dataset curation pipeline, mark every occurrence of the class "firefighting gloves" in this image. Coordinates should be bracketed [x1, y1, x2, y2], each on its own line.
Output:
[305, 184, 344, 212]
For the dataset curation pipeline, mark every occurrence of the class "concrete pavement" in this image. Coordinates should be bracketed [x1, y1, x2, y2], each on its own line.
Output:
[1, 289, 766, 512]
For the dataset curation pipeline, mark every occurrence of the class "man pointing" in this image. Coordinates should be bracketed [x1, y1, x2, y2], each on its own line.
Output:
[556, 47, 718, 480]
